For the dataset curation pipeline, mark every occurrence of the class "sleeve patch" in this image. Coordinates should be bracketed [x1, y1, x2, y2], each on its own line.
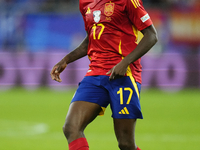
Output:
[140, 14, 150, 23]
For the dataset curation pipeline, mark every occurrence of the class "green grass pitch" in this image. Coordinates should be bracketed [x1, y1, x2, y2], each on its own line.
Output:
[0, 87, 200, 150]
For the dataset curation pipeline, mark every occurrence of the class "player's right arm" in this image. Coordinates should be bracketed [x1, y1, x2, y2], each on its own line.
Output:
[50, 34, 89, 82]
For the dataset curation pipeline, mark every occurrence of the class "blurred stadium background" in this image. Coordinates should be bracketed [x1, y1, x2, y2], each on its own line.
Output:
[0, 0, 200, 150]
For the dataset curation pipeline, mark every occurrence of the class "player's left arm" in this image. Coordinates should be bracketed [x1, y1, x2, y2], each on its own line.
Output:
[107, 24, 158, 80]
[123, 24, 158, 64]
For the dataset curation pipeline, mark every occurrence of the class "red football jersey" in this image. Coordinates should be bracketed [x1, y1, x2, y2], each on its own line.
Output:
[79, 0, 152, 83]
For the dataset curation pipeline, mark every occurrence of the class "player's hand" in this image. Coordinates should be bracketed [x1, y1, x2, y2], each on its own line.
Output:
[106, 60, 129, 81]
[50, 61, 67, 82]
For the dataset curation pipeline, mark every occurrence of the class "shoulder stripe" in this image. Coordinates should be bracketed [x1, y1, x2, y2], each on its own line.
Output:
[135, 0, 140, 7]
[131, 0, 140, 8]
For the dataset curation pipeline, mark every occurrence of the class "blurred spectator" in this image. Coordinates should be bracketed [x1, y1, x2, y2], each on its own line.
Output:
[0, 0, 27, 52]
[169, 0, 200, 10]
[38, 0, 79, 12]
[0, 0, 199, 52]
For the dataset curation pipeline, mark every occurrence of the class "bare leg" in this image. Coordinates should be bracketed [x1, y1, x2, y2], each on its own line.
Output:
[114, 119, 138, 150]
[63, 101, 102, 143]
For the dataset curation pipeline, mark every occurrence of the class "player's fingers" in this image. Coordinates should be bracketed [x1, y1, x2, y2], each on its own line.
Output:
[106, 69, 112, 75]
[50, 73, 55, 80]
[109, 71, 115, 81]
[50, 66, 56, 74]
[50, 67, 57, 80]
[56, 75, 62, 82]
[54, 74, 62, 82]
[55, 65, 61, 73]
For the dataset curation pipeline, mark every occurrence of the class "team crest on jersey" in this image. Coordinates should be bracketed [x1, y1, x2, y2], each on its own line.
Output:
[104, 2, 115, 16]
[93, 10, 101, 23]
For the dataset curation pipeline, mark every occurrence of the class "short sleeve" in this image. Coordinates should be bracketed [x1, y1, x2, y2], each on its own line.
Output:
[126, 0, 152, 31]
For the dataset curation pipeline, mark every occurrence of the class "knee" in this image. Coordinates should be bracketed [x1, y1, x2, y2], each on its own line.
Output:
[62, 122, 77, 139]
[118, 141, 137, 150]
[62, 123, 70, 138]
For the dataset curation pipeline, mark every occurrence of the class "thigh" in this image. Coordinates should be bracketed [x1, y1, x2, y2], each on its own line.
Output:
[65, 101, 102, 129]
[113, 118, 137, 146]
[109, 76, 143, 119]
[64, 101, 102, 142]
[72, 76, 110, 115]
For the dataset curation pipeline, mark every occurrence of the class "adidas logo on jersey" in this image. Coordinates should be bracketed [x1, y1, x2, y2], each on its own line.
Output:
[119, 107, 129, 114]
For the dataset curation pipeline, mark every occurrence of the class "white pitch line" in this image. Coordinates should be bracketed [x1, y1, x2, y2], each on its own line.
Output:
[0, 120, 49, 137]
